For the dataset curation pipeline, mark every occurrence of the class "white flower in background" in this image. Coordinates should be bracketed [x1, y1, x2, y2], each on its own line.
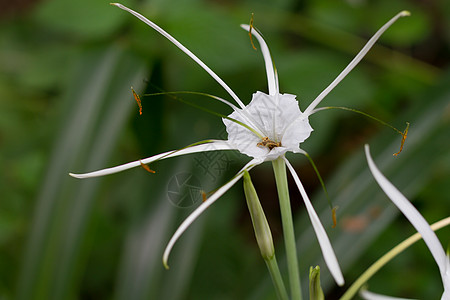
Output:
[70, 3, 408, 286]
[365, 145, 450, 300]
[359, 289, 418, 300]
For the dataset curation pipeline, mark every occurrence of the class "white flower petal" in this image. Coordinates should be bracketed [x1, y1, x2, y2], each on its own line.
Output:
[443, 256, 450, 300]
[111, 3, 246, 109]
[304, 11, 410, 115]
[241, 24, 278, 96]
[70, 140, 235, 178]
[283, 157, 344, 286]
[224, 91, 312, 160]
[163, 158, 263, 268]
[360, 289, 417, 300]
[281, 116, 313, 150]
[364, 145, 447, 282]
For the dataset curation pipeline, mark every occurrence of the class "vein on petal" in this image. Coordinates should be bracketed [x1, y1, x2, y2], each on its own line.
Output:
[283, 156, 344, 286]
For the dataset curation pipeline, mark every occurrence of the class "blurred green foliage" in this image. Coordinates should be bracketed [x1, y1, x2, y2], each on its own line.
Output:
[0, 0, 448, 299]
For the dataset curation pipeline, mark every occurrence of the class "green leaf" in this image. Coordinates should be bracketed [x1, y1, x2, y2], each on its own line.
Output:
[16, 46, 148, 300]
[34, 0, 128, 38]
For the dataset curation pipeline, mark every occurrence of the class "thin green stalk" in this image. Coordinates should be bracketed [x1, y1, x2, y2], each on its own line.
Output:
[243, 171, 288, 300]
[340, 216, 450, 300]
[266, 256, 289, 300]
[272, 156, 302, 300]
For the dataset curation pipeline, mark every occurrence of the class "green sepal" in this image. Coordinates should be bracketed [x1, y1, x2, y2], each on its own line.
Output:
[243, 171, 274, 260]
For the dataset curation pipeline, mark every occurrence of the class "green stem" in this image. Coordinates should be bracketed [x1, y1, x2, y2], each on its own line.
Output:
[272, 156, 302, 300]
[265, 255, 289, 300]
[339, 216, 450, 300]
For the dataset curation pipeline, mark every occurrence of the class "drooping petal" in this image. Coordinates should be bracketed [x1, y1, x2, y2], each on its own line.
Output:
[241, 25, 278, 96]
[283, 157, 344, 286]
[163, 158, 263, 268]
[304, 11, 410, 115]
[364, 145, 448, 283]
[111, 3, 246, 109]
[360, 289, 417, 300]
[70, 140, 235, 178]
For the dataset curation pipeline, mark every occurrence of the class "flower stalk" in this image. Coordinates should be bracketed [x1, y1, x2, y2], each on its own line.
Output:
[266, 258, 289, 300]
[273, 156, 303, 300]
[243, 171, 288, 300]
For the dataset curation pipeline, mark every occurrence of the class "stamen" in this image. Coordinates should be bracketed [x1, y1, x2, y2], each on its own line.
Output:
[131, 86, 143, 115]
[257, 137, 281, 150]
[240, 24, 278, 95]
[393, 122, 409, 156]
[140, 160, 155, 173]
[310, 107, 410, 156]
[248, 13, 257, 50]
[331, 206, 339, 229]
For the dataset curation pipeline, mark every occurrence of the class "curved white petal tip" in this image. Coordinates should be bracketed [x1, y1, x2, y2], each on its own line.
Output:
[163, 258, 169, 270]
[240, 24, 250, 31]
[69, 173, 83, 179]
[400, 10, 411, 17]
[238, 23, 278, 95]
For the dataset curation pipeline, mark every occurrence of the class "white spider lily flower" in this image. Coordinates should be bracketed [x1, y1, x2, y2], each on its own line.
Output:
[224, 91, 313, 161]
[365, 145, 450, 300]
[70, 3, 408, 285]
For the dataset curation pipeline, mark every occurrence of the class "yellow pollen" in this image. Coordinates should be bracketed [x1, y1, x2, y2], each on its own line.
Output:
[257, 137, 281, 150]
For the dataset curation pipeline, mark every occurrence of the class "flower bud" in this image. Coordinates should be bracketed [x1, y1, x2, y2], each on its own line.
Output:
[309, 266, 324, 300]
[243, 171, 274, 260]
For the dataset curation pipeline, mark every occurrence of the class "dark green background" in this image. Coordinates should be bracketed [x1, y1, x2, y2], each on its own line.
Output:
[1, 0, 449, 299]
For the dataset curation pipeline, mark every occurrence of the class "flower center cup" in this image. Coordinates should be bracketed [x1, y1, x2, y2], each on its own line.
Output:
[223, 91, 313, 161]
